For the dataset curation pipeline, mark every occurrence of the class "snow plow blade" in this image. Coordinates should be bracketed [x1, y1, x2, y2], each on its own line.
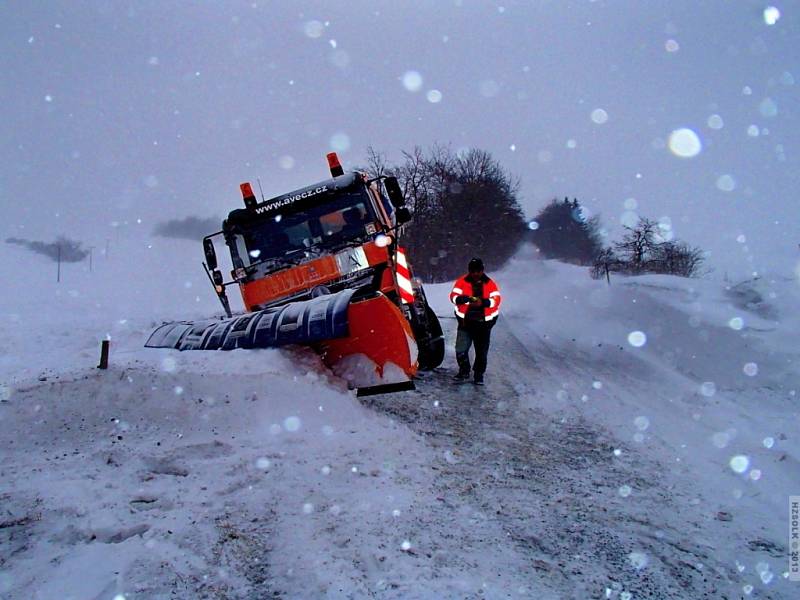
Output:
[146, 288, 355, 351]
[145, 288, 418, 392]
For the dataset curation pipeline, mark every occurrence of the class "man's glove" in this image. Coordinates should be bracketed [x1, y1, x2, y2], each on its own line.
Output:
[481, 298, 491, 308]
[455, 295, 471, 305]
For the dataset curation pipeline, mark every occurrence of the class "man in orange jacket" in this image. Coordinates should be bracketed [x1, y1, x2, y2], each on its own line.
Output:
[449, 258, 502, 385]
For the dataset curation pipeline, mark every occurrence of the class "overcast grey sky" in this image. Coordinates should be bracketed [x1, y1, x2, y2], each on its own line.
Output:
[2, 1, 798, 277]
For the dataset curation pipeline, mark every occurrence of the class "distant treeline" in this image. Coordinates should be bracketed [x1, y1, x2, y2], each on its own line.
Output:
[148, 146, 704, 281]
[5, 236, 89, 263]
[526, 197, 704, 278]
[152, 216, 221, 241]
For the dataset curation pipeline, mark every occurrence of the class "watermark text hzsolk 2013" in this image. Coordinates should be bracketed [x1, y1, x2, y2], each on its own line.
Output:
[791, 496, 799, 581]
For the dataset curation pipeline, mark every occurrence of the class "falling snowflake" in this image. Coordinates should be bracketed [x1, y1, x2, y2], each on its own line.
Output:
[707, 114, 724, 129]
[627, 331, 647, 347]
[742, 362, 758, 377]
[728, 317, 744, 330]
[426, 89, 442, 103]
[401, 71, 423, 92]
[729, 455, 749, 474]
[700, 381, 716, 397]
[618, 485, 632, 497]
[763, 6, 780, 25]
[716, 174, 736, 192]
[668, 128, 702, 157]
[590, 108, 608, 124]
[283, 416, 301, 432]
[303, 20, 324, 38]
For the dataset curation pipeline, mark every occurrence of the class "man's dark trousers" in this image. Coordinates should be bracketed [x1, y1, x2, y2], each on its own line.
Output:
[455, 318, 494, 376]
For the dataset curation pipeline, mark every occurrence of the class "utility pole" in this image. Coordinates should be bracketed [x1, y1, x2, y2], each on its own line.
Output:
[57, 244, 61, 283]
[88, 246, 95, 272]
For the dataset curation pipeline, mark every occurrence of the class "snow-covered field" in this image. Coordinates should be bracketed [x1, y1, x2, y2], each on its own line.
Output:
[1, 240, 797, 598]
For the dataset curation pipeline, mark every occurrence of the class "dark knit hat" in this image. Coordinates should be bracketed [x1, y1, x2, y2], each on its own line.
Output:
[468, 258, 484, 272]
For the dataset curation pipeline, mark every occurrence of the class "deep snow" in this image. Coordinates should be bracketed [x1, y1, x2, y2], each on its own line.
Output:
[1, 239, 798, 598]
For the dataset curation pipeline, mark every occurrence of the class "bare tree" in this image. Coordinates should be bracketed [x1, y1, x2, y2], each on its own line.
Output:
[594, 216, 704, 279]
[651, 240, 705, 277]
[614, 218, 658, 272]
[364, 146, 391, 179]
[364, 145, 527, 282]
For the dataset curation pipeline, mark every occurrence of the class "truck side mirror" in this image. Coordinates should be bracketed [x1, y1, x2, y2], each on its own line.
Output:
[395, 207, 412, 224]
[212, 269, 224, 287]
[384, 177, 406, 208]
[203, 238, 218, 271]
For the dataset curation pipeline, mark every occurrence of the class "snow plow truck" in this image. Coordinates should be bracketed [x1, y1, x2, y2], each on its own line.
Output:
[146, 153, 444, 395]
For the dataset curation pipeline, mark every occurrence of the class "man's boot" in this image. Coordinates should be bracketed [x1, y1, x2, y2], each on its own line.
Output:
[473, 373, 485, 386]
[453, 369, 470, 382]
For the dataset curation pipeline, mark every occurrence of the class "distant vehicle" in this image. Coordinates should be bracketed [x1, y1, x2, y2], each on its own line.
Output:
[147, 153, 444, 395]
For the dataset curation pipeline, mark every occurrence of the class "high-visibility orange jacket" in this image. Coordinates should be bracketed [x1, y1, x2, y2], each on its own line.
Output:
[449, 273, 502, 322]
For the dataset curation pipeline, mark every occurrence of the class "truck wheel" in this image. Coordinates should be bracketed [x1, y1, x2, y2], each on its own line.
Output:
[417, 305, 444, 370]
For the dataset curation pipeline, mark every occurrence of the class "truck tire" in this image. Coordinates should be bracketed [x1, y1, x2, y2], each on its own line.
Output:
[416, 304, 445, 370]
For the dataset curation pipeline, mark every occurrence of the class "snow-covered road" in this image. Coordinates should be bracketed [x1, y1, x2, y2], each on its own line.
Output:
[1, 244, 797, 598]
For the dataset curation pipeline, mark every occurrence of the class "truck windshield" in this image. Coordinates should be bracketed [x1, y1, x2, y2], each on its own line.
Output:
[237, 189, 375, 265]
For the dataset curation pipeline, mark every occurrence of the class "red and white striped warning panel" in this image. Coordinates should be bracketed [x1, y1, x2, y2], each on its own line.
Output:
[395, 247, 415, 304]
